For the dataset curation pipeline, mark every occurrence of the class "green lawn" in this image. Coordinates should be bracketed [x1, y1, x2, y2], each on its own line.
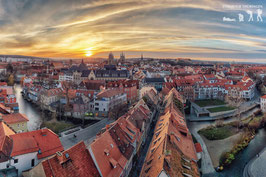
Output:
[198, 125, 235, 140]
[41, 121, 75, 134]
[207, 106, 235, 113]
[194, 99, 226, 107]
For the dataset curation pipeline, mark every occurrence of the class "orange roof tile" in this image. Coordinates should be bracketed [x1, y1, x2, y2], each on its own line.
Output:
[42, 142, 100, 177]
[89, 129, 127, 177]
[97, 89, 124, 98]
[195, 143, 203, 153]
[10, 128, 63, 158]
[2, 113, 29, 124]
[140, 88, 199, 177]
[261, 95, 266, 99]
[0, 121, 15, 159]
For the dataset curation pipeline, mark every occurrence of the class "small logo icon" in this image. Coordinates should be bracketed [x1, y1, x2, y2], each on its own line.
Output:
[223, 17, 236, 22]
[257, 9, 263, 21]
[238, 13, 244, 22]
[246, 10, 254, 21]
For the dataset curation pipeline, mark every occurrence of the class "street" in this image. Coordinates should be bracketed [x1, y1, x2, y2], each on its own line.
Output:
[59, 118, 114, 149]
[129, 109, 160, 177]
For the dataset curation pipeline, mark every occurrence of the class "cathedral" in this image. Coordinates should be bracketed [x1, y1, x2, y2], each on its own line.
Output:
[119, 52, 126, 63]
[107, 52, 126, 65]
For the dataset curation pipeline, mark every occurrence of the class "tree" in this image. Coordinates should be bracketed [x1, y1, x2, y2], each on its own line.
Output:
[7, 74, 14, 86]
[6, 63, 13, 73]
[225, 91, 244, 131]
[60, 81, 74, 121]
[215, 119, 224, 127]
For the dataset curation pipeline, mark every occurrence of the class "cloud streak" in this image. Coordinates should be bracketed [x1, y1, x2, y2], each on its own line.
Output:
[0, 0, 265, 62]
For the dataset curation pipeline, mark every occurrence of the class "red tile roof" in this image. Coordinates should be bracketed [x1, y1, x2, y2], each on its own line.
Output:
[107, 79, 139, 89]
[81, 79, 106, 91]
[0, 121, 15, 161]
[42, 142, 100, 177]
[0, 136, 13, 162]
[108, 123, 134, 160]
[140, 88, 199, 177]
[261, 95, 266, 99]
[44, 88, 63, 97]
[0, 82, 7, 86]
[89, 129, 127, 177]
[127, 107, 149, 131]
[2, 113, 29, 124]
[195, 143, 203, 153]
[10, 128, 63, 158]
[0, 120, 15, 137]
[89, 117, 138, 177]
[97, 89, 123, 98]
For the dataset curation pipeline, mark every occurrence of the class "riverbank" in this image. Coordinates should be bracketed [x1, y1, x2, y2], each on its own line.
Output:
[198, 113, 265, 169]
[41, 119, 75, 134]
[188, 104, 266, 177]
[201, 132, 244, 167]
[202, 128, 266, 177]
[15, 84, 96, 133]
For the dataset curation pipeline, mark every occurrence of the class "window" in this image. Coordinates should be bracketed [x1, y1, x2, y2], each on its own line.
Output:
[126, 127, 136, 135]
[31, 159, 35, 167]
[145, 167, 151, 173]
[147, 159, 153, 165]
[14, 159, 18, 164]
[151, 148, 155, 153]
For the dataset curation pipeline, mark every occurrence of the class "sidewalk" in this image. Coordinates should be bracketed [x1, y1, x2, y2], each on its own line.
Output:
[189, 124, 216, 174]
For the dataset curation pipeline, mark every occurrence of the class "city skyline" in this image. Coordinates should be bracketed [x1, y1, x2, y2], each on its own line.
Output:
[1, 0, 266, 62]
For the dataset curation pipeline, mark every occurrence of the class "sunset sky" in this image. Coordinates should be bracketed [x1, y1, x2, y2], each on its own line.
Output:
[0, 0, 266, 62]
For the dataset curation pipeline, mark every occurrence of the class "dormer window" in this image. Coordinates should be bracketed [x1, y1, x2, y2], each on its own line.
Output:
[104, 149, 110, 156]
[151, 148, 155, 153]
[109, 158, 118, 169]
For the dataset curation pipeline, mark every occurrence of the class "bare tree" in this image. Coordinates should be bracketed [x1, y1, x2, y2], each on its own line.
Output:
[225, 88, 245, 131]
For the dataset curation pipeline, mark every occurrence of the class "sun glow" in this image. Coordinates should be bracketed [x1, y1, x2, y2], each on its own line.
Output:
[85, 50, 93, 57]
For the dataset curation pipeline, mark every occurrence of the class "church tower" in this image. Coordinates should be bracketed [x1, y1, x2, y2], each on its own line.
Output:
[108, 52, 115, 65]
[119, 52, 126, 63]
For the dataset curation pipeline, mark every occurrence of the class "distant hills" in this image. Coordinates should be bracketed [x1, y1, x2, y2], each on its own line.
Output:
[0, 55, 47, 60]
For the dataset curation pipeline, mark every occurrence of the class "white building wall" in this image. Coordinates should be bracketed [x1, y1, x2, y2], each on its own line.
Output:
[261, 98, 266, 113]
[95, 99, 110, 112]
[0, 160, 9, 169]
[11, 152, 38, 176]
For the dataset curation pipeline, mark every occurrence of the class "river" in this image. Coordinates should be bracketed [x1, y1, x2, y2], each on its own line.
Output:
[14, 84, 43, 131]
[204, 128, 266, 177]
